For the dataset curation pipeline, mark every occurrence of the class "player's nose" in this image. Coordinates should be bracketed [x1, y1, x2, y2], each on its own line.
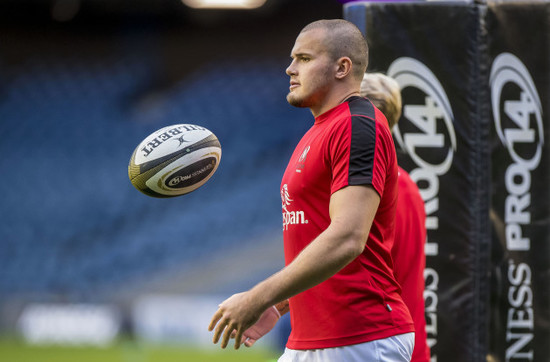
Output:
[286, 60, 297, 76]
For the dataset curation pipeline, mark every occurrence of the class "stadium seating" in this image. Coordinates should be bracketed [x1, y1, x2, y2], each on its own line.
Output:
[0, 49, 311, 301]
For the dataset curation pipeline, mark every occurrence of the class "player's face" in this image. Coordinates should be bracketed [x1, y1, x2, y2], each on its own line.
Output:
[286, 29, 335, 110]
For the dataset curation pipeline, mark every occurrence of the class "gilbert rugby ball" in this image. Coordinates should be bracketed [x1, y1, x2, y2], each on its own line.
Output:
[128, 124, 221, 198]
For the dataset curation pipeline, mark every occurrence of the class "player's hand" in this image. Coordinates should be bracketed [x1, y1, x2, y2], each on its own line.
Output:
[208, 292, 263, 350]
[241, 305, 281, 347]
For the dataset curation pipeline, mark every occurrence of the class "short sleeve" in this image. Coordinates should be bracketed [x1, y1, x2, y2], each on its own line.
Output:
[329, 113, 394, 197]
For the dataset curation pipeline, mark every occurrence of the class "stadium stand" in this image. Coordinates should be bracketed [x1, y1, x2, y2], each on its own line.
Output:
[0, 37, 311, 303]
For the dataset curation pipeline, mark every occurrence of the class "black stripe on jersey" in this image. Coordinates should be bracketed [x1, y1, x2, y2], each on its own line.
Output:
[347, 97, 377, 186]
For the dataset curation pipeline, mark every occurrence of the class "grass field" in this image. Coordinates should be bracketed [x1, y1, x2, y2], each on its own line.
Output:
[0, 338, 280, 362]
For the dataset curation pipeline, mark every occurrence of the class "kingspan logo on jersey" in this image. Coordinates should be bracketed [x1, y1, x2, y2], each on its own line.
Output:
[491, 52, 543, 362]
[387, 57, 456, 357]
[281, 184, 308, 231]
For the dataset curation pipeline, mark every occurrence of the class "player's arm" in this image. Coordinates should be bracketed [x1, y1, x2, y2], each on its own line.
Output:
[209, 184, 380, 349]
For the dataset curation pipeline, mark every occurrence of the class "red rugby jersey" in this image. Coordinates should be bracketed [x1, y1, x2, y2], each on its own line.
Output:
[281, 96, 414, 349]
[394, 167, 430, 361]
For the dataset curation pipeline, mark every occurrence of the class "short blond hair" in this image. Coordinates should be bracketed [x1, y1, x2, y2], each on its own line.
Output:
[360, 72, 402, 129]
[301, 19, 369, 81]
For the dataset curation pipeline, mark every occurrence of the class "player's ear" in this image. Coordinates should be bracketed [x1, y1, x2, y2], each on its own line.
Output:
[335, 57, 352, 80]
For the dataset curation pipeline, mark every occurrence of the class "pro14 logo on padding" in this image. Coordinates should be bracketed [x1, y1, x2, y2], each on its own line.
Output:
[388, 57, 457, 175]
[490, 51, 542, 362]
[491, 52, 544, 171]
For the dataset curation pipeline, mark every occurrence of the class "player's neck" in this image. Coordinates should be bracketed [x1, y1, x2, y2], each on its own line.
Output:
[310, 89, 361, 118]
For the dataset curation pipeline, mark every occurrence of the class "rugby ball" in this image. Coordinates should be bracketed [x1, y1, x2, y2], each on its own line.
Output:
[128, 124, 221, 198]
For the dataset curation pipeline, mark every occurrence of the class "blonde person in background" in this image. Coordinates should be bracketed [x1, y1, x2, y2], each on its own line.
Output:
[361, 72, 431, 362]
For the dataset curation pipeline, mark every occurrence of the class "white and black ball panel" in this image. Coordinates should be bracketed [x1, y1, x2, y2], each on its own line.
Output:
[128, 124, 221, 198]
[131, 124, 216, 166]
[144, 146, 220, 197]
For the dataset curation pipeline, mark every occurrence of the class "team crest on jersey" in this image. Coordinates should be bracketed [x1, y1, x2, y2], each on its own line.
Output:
[296, 145, 310, 173]
[281, 184, 308, 230]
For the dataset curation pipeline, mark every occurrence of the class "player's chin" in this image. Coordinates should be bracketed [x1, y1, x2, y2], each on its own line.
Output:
[286, 93, 306, 108]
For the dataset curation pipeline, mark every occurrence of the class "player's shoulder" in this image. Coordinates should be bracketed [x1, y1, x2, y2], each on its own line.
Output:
[347, 96, 391, 131]
[347, 96, 376, 120]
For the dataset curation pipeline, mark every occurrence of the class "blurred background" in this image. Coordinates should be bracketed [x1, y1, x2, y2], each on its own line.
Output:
[0, 0, 345, 360]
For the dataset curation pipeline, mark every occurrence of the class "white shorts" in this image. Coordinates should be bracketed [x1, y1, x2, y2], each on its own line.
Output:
[278, 332, 415, 362]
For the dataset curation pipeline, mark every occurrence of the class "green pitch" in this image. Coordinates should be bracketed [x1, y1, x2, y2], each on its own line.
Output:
[0, 338, 279, 362]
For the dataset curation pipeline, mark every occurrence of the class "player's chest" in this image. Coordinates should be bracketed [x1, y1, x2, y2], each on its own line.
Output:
[282, 130, 332, 194]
